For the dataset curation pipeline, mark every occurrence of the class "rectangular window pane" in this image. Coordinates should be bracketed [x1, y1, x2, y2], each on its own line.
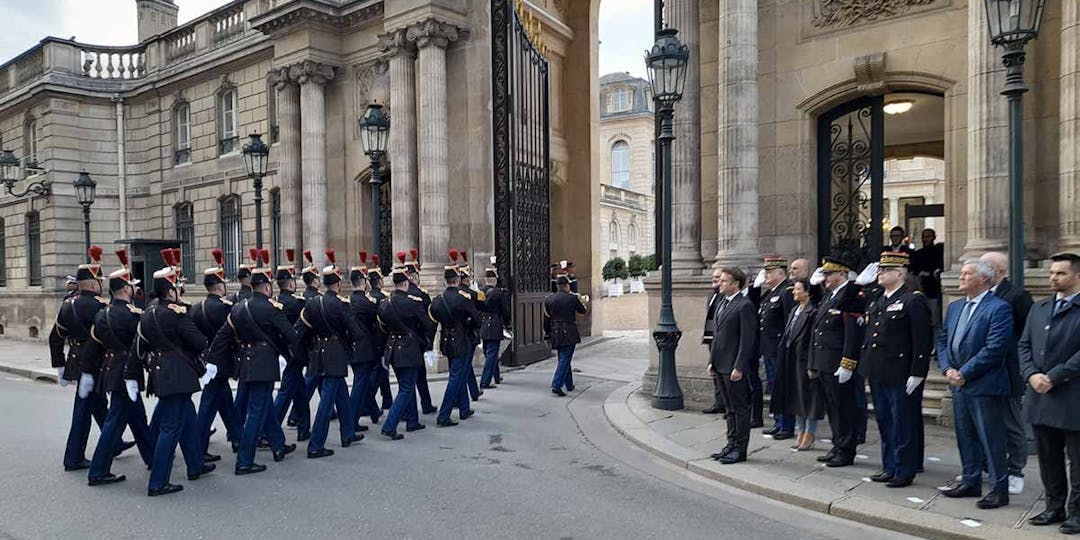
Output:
[219, 197, 241, 276]
[174, 204, 195, 276]
[27, 213, 41, 286]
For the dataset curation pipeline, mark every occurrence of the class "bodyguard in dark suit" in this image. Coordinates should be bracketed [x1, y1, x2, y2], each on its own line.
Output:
[479, 263, 511, 388]
[380, 266, 438, 439]
[753, 256, 797, 439]
[702, 269, 727, 414]
[273, 249, 311, 440]
[432, 257, 482, 426]
[545, 274, 589, 396]
[707, 268, 758, 465]
[937, 258, 1014, 509]
[347, 252, 379, 431]
[1019, 252, 1080, 532]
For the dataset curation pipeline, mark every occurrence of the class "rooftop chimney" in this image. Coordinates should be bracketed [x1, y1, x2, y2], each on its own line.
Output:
[136, 0, 179, 42]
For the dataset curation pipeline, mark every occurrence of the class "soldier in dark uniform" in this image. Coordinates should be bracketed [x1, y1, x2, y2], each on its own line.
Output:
[545, 274, 588, 396]
[400, 249, 438, 415]
[380, 265, 438, 439]
[561, 260, 580, 293]
[294, 249, 325, 428]
[64, 275, 79, 299]
[273, 249, 311, 441]
[294, 249, 364, 458]
[457, 251, 483, 401]
[347, 251, 379, 431]
[135, 249, 212, 496]
[550, 263, 559, 294]
[192, 248, 242, 463]
[226, 261, 253, 304]
[86, 249, 154, 486]
[753, 256, 796, 440]
[367, 257, 394, 411]
[859, 251, 932, 487]
[432, 252, 482, 427]
[205, 249, 299, 475]
[809, 256, 867, 468]
[479, 260, 511, 388]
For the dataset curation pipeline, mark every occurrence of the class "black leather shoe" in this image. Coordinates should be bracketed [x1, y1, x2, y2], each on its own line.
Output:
[719, 451, 747, 464]
[460, 410, 475, 420]
[406, 424, 426, 432]
[64, 459, 91, 472]
[701, 405, 725, 414]
[112, 440, 136, 457]
[566, 386, 575, 392]
[257, 438, 271, 450]
[381, 430, 404, 441]
[886, 477, 913, 488]
[1060, 516, 1080, 535]
[370, 414, 381, 425]
[551, 388, 566, 397]
[187, 463, 215, 481]
[273, 443, 297, 462]
[341, 434, 364, 447]
[825, 454, 854, 467]
[147, 483, 183, 497]
[870, 471, 894, 483]
[88, 473, 126, 486]
[772, 431, 795, 441]
[203, 453, 221, 463]
[422, 406, 438, 415]
[816, 449, 837, 463]
[762, 425, 781, 436]
[976, 491, 1009, 509]
[235, 464, 267, 475]
[710, 444, 735, 460]
[437, 418, 459, 427]
[354, 425, 369, 433]
[307, 448, 334, 459]
[297, 432, 311, 442]
[231, 442, 239, 453]
[1029, 509, 1067, 526]
[286, 419, 298, 428]
[750, 419, 765, 429]
[941, 483, 981, 498]
[480, 384, 495, 390]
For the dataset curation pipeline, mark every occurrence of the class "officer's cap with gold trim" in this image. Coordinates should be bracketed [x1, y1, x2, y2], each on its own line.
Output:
[350, 250, 369, 283]
[444, 249, 461, 280]
[879, 251, 910, 268]
[458, 249, 472, 278]
[322, 249, 342, 286]
[203, 248, 227, 287]
[820, 256, 851, 274]
[108, 248, 140, 292]
[301, 249, 319, 283]
[391, 265, 410, 285]
[153, 248, 182, 294]
[249, 247, 274, 286]
[276, 248, 298, 282]
[368, 254, 384, 281]
[762, 255, 788, 271]
[397, 249, 421, 274]
[556, 273, 571, 286]
[76, 245, 104, 281]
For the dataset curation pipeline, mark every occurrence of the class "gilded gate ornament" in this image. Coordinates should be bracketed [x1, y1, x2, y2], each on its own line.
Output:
[812, 0, 938, 28]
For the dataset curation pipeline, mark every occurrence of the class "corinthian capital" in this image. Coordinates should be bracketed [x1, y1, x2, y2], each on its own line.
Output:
[289, 60, 336, 86]
[378, 28, 415, 58]
[267, 67, 292, 91]
[406, 18, 468, 50]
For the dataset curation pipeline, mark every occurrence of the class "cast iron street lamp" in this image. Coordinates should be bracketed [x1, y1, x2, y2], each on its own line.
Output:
[0, 149, 50, 198]
[645, 27, 689, 411]
[242, 133, 270, 250]
[359, 103, 390, 272]
[73, 171, 96, 259]
[984, 0, 1046, 289]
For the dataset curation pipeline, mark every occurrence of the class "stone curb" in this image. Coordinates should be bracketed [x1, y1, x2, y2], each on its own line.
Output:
[603, 382, 1048, 540]
[0, 363, 59, 384]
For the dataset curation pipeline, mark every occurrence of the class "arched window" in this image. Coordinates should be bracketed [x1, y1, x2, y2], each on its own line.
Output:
[26, 211, 41, 286]
[217, 85, 239, 154]
[611, 141, 631, 189]
[628, 222, 638, 255]
[0, 216, 6, 287]
[173, 101, 191, 165]
[218, 195, 242, 276]
[611, 88, 631, 112]
[23, 117, 38, 167]
[174, 203, 195, 276]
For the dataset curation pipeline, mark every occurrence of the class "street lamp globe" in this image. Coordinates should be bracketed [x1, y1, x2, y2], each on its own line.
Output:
[984, 0, 1046, 48]
[73, 171, 96, 207]
[241, 133, 270, 179]
[0, 149, 19, 189]
[359, 102, 390, 160]
[644, 28, 690, 108]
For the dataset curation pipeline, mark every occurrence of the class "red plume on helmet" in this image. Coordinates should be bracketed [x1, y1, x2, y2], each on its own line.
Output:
[211, 248, 224, 266]
[249, 247, 260, 264]
[285, 248, 296, 264]
[448, 248, 459, 264]
[409, 248, 418, 261]
[116, 249, 129, 268]
[303, 250, 313, 264]
[160, 248, 175, 267]
[460, 250, 469, 264]
[171, 248, 182, 268]
[88, 245, 103, 264]
[359, 250, 368, 264]
[396, 251, 406, 264]
[261, 248, 270, 265]
[372, 254, 380, 266]
[325, 249, 336, 265]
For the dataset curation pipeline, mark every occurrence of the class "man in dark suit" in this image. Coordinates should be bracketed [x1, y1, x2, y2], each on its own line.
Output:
[885, 226, 914, 255]
[936, 258, 1014, 509]
[702, 269, 726, 414]
[981, 251, 1034, 495]
[1019, 252, 1080, 533]
[708, 268, 759, 464]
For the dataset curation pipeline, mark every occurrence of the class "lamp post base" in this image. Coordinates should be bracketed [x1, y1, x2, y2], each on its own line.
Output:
[651, 324, 684, 411]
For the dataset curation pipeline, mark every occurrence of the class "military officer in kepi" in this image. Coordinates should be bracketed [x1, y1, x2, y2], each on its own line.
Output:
[751, 255, 797, 440]
[457, 250, 483, 401]
[432, 250, 482, 427]
[367, 256, 395, 412]
[227, 258, 253, 304]
[380, 265, 438, 440]
[560, 260, 580, 293]
[545, 274, 589, 396]
[86, 249, 154, 486]
[273, 249, 311, 441]
[348, 251, 381, 431]
[135, 249, 213, 497]
[399, 249, 438, 415]
[205, 249, 299, 475]
[479, 258, 511, 389]
[294, 249, 365, 459]
[294, 248, 327, 429]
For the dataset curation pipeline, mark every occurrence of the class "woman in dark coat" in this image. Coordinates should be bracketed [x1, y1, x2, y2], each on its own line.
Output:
[778, 278, 825, 450]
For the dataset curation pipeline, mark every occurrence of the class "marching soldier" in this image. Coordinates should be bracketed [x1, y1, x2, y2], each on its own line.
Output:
[135, 249, 212, 496]
[294, 249, 326, 428]
[432, 251, 482, 427]
[205, 249, 299, 475]
[809, 256, 867, 468]
[560, 260, 580, 293]
[86, 249, 154, 486]
[300, 249, 322, 300]
[273, 249, 311, 441]
[191, 248, 242, 461]
[347, 251, 379, 432]
[226, 259, 253, 303]
[859, 252, 932, 487]
[379, 264, 437, 439]
[545, 274, 588, 396]
[294, 249, 364, 458]
[399, 249, 438, 415]
[752, 256, 796, 439]
[368, 256, 395, 411]
[458, 251, 483, 401]
[479, 258, 511, 388]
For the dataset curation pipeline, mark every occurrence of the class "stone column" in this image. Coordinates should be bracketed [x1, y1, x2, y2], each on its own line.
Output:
[666, 0, 703, 274]
[962, 4, 1009, 258]
[1061, 0, 1080, 251]
[270, 68, 302, 253]
[291, 60, 335, 260]
[379, 29, 420, 255]
[714, 0, 759, 268]
[408, 19, 463, 279]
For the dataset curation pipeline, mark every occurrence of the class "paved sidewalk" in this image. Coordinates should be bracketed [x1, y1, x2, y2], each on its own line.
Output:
[605, 383, 1056, 540]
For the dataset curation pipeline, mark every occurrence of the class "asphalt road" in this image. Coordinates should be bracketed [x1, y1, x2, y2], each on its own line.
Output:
[0, 359, 916, 540]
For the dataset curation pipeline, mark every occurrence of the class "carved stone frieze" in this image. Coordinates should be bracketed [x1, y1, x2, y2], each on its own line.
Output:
[354, 61, 390, 109]
[811, 0, 938, 29]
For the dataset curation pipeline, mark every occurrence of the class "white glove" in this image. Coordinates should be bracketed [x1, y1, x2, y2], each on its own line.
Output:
[199, 363, 218, 386]
[810, 267, 825, 286]
[855, 262, 879, 286]
[77, 373, 94, 399]
[905, 376, 925, 395]
[278, 355, 287, 376]
[753, 269, 766, 288]
[834, 366, 853, 384]
[57, 367, 69, 387]
[125, 380, 139, 402]
[424, 350, 436, 368]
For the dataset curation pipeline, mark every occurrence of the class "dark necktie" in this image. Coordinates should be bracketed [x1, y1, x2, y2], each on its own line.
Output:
[1054, 298, 1068, 318]
[951, 300, 975, 360]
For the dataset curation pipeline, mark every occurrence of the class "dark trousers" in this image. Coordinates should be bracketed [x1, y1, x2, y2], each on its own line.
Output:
[310, 377, 354, 452]
[197, 378, 242, 455]
[88, 393, 154, 478]
[870, 381, 921, 480]
[349, 363, 376, 426]
[763, 354, 792, 432]
[275, 363, 310, 435]
[855, 374, 869, 442]
[236, 382, 286, 468]
[821, 372, 860, 458]
[374, 364, 393, 409]
[63, 388, 108, 468]
[718, 372, 751, 454]
[384, 365, 421, 433]
[953, 391, 1008, 494]
[234, 381, 249, 425]
[438, 355, 472, 421]
[1004, 395, 1028, 477]
[480, 340, 502, 386]
[710, 371, 725, 410]
[148, 394, 203, 490]
[747, 356, 763, 426]
[552, 345, 575, 390]
[465, 346, 480, 400]
[1034, 425, 1080, 516]
[416, 364, 434, 411]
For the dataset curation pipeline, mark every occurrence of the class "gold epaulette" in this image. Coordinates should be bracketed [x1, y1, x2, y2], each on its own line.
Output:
[127, 304, 144, 315]
[221, 298, 234, 306]
[96, 296, 109, 304]
[476, 290, 487, 302]
[458, 290, 472, 299]
[268, 298, 284, 310]
[408, 294, 424, 302]
[338, 294, 350, 303]
[167, 303, 187, 314]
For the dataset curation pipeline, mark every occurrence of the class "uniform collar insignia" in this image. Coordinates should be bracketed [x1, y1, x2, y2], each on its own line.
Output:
[338, 294, 351, 303]
[408, 294, 424, 302]
[268, 299, 284, 310]
[127, 304, 144, 314]
[167, 303, 187, 314]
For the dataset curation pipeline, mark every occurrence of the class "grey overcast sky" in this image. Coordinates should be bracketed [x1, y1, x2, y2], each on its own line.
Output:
[1, 0, 651, 78]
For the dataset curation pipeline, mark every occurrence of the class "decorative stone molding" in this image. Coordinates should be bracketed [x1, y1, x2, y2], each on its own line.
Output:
[266, 66, 291, 90]
[289, 60, 335, 86]
[551, 0, 570, 19]
[853, 52, 887, 94]
[811, 0, 938, 29]
[377, 28, 415, 59]
[406, 19, 467, 50]
[251, 3, 383, 35]
[551, 159, 566, 188]
[354, 61, 390, 117]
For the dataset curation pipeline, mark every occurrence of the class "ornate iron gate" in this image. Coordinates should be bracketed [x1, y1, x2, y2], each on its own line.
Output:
[377, 173, 393, 274]
[492, 0, 551, 366]
[816, 96, 884, 271]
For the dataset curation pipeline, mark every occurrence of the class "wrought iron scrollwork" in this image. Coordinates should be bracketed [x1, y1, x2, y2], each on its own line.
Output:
[378, 177, 393, 273]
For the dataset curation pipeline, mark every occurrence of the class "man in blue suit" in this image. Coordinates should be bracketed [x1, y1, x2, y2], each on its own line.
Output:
[936, 258, 1014, 509]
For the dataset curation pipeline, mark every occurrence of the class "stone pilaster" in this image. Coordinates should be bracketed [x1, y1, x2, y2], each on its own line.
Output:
[666, 0, 703, 275]
[291, 60, 335, 261]
[962, 3, 1009, 258]
[269, 67, 302, 253]
[1061, 0, 1080, 251]
[379, 29, 420, 256]
[714, 0, 759, 268]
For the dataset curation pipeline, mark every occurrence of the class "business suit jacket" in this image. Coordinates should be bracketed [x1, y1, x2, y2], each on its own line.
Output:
[935, 292, 1013, 397]
[702, 289, 721, 347]
[1018, 294, 1080, 431]
[709, 294, 758, 374]
[991, 278, 1034, 397]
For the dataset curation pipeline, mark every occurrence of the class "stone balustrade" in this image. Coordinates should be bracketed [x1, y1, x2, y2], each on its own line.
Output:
[81, 46, 146, 79]
[601, 183, 648, 211]
[166, 27, 197, 61]
[211, 5, 246, 45]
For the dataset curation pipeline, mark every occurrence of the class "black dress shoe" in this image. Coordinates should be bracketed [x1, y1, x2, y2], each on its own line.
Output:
[422, 406, 438, 415]
[437, 418, 459, 427]
[307, 448, 334, 459]
[551, 388, 566, 397]
[719, 451, 747, 465]
[566, 386, 575, 392]
[710, 444, 735, 460]
[480, 384, 495, 390]
[342, 434, 364, 447]
[941, 483, 981, 498]
[406, 424, 426, 432]
[1029, 509, 1067, 526]
[88, 473, 126, 486]
[235, 464, 267, 475]
[297, 432, 311, 442]
[203, 453, 221, 463]
[869, 471, 894, 483]
[231, 442, 239, 453]
[460, 410, 475, 420]
[187, 463, 215, 481]
[976, 491, 1009, 509]
[772, 431, 795, 441]
[370, 414, 381, 425]
[825, 455, 854, 468]
[816, 449, 837, 463]
[273, 443, 297, 462]
[112, 440, 136, 457]
[354, 424, 369, 432]
[886, 477, 913, 488]
[762, 425, 781, 436]
[701, 405, 725, 414]
[1060, 516, 1080, 535]
[257, 438, 271, 450]
[147, 483, 183, 497]
[750, 419, 765, 429]
[381, 430, 404, 441]
[64, 459, 91, 472]
[286, 419, 298, 428]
